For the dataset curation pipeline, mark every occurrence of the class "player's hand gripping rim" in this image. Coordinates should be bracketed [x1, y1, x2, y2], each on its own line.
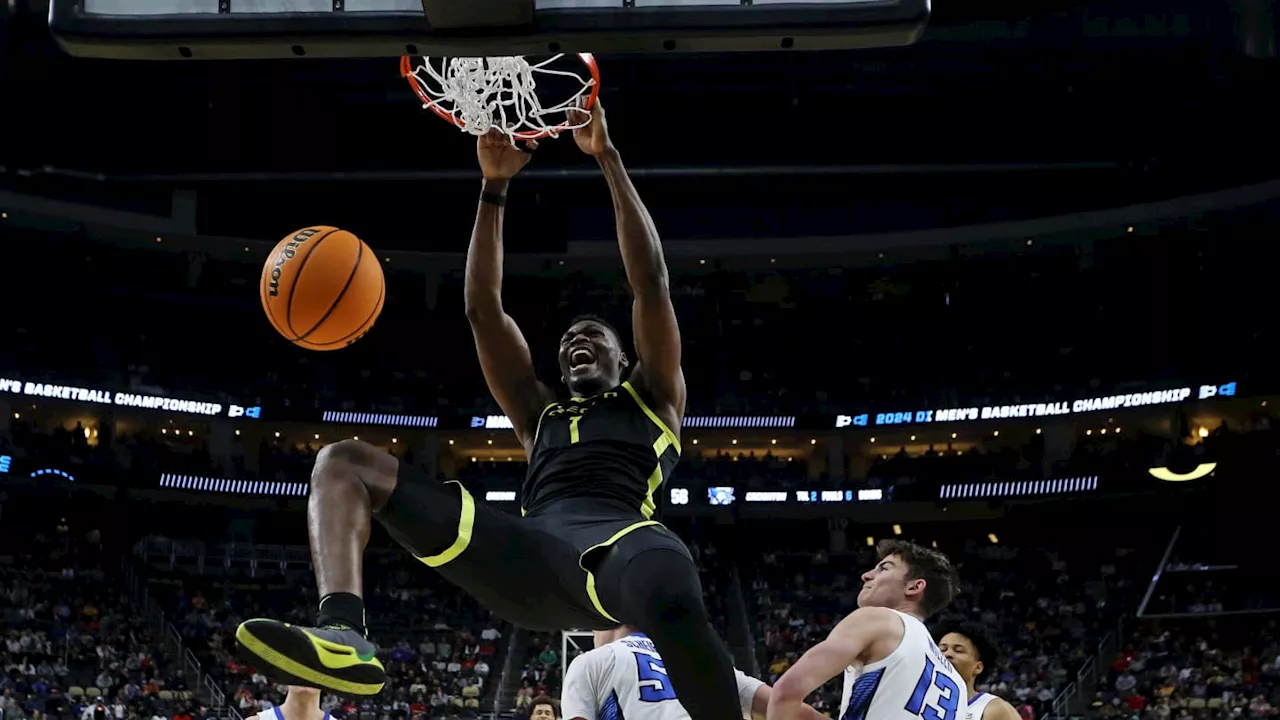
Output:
[477, 129, 539, 182]
[568, 97, 615, 158]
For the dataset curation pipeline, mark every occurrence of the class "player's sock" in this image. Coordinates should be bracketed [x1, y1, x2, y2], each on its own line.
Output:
[616, 548, 743, 720]
[317, 592, 367, 635]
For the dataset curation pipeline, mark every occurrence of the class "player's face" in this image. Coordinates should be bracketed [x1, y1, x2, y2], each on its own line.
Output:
[531, 704, 557, 720]
[559, 320, 626, 395]
[938, 633, 982, 685]
[857, 554, 923, 609]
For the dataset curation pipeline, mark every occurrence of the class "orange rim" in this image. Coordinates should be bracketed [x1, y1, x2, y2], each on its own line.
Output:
[399, 52, 601, 140]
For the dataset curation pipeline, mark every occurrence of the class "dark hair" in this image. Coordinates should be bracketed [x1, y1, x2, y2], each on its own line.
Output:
[934, 621, 1000, 676]
[568, 313, 623, 342]
[530, 696, 559, 717]
[876, 539, 960, 618]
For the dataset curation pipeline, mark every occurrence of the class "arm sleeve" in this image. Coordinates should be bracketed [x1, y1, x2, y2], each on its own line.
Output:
[562, 649, 609, 720]
[735, 669, 766, 719]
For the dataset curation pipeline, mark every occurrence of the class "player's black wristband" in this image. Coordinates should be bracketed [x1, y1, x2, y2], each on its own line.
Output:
[480, 191, 507, 207]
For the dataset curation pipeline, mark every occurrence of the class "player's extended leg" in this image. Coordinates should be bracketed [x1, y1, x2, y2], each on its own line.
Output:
[594, 530, 743, 720]
[235, 439, 401, 696]
[236, 439, 602, 697]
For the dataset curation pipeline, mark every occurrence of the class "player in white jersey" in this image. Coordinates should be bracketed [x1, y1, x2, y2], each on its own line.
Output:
[247, 686, 333, 720]
[935, 623, 1020, 720]
[767, 540, 964, 720]
[562, 625, 821, 720]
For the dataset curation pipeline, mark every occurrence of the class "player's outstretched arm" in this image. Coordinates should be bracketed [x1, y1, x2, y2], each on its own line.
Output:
[767, 608, 904, 720]
[466, 131, 556, 449]
[570, 101, 686, 423]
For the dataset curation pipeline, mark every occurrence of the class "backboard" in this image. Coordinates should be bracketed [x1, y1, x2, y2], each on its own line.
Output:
[48, 0, 929, 60]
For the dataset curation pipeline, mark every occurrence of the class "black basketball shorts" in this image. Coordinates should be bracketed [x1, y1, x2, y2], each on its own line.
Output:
[375, 462, 693, 631]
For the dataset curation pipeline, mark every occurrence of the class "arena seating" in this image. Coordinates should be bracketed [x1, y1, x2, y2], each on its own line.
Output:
[0, 517, 206, 720]
[3, 473, 1260, 720]
[128, 531, 740, 718]
[4, 398, 1271, 720]
[1092, 617, 1279, 718]
[132, 546, 501, 720]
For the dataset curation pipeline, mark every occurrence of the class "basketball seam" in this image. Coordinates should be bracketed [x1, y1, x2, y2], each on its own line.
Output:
[283, 227, 341, 339]
[301, 279, 384, 347]
[296, 236, 364, 342]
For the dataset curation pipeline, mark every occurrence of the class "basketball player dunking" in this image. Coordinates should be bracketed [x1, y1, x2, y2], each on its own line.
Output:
[936, 624, 1021, 720]
[767, 540, 964, 720]
[236, 100, 745, 720]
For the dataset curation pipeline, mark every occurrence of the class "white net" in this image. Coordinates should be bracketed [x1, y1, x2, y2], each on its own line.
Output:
[403, 54, 597, 140]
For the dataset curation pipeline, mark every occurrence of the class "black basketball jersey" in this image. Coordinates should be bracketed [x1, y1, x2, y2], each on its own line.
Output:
[523, 380, 681, 518]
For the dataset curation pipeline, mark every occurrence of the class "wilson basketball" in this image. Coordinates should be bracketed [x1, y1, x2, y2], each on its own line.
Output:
[260, 226, 385, 351]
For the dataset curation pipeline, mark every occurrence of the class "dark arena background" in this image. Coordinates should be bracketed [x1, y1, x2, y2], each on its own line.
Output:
[2, 0, 1279, 719]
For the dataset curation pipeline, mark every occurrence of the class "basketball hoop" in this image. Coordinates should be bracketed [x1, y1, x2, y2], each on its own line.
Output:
[399, 53, 601, 141]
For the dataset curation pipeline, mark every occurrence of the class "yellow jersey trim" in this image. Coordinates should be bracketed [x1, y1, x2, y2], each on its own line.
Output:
[532, 402, 557, 446]
[640, 434, 674, 519]
[579, 520, 662, 622]
[621, 381, 681, 455]
[419, 481, 475, 567]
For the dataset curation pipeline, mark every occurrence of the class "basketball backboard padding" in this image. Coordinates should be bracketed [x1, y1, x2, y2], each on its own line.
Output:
[420, 0, 534, 29]
[50, 0, 929, 60]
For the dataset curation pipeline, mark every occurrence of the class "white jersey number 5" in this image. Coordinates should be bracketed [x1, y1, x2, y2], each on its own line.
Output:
[634, 652, 677, 703]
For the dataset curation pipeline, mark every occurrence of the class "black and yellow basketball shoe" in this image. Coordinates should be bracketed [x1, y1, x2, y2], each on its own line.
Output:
[235, 619, 386, 697]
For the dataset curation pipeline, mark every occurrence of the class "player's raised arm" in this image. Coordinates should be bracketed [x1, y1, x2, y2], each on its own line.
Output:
[571, 101, 686, 422]
[465, 131, 556, 449]
[767, 608, 905, 720]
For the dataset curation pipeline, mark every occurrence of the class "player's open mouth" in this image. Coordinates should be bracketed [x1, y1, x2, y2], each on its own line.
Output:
[569, 347, 596, 369]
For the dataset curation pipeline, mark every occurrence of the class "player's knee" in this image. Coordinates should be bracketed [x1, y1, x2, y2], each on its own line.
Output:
[313, 439, 398, 505]
[314, 438, 376, 475]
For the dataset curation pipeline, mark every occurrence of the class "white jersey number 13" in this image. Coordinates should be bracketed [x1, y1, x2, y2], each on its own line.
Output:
[904, 658, 960, 720]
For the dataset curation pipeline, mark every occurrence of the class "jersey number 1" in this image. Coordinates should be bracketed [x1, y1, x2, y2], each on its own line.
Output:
[633, 653, 677, 702]
[904, 658, 960, 720]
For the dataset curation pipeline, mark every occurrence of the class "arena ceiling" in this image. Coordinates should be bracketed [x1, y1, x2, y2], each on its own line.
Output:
[1, 0, 1277, 251]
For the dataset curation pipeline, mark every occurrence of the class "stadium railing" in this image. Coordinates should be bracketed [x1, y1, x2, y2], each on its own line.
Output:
[121, 555, 236, 718]
[493, 629, 530, 717]
[725, 564, 761, 679]
[1047, 613, 1124, 720]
